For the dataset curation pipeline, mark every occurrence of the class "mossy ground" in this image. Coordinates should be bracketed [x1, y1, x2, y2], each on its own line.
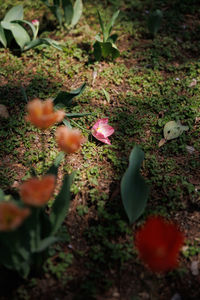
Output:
[0, 0, 200, 299]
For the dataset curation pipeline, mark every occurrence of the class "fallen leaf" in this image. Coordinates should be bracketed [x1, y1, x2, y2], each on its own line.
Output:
[185, 145, 195, 154]
[189, 78, 197, 87]
[158, 138, 166, 147]
[163, 120, 189, 140]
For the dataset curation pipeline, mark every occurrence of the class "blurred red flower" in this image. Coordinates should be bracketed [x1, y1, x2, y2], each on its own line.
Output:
[56, 126, 85, 154]
[135, 216, 184, 272]
[0, 202, 30, 231]
[25, 98, 65, 129]
[20, 175, 56, 207]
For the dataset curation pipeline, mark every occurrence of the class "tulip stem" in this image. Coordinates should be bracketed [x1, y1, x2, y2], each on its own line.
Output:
[70, 119, 90, 133]
[41, 132, 45, 173]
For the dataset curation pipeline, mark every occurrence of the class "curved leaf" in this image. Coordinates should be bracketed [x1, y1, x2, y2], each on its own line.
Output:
[71, 0, 83, 27]
[0, 23, 7, 47]
[23, 37, 62, 51]
[3, 5, 23, 22]
[1, 21, 30, 49]
[163, 120, 189, 141]
[121, 146, 149, 224]
[62, 0, 73, 25]
[50, 173, 74, 234]
[148, 9, 163, 36]
[53, 82, 86, 106]
[105, 10, 120, 41]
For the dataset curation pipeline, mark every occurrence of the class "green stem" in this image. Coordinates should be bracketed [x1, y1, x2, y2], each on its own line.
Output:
[41, 132, 45, 173]
[70, 119, 91, 133]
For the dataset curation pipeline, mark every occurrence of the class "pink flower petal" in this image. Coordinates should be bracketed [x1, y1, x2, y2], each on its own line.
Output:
[96, 137, 111, 145]
[91, 118, 114, 144]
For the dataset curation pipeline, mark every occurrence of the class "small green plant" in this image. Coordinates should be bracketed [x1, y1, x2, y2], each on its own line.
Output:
[147, 9, 163, 38]
[121, 145, 149, 224]
[0, 5, 62, 52]
[93, 10, 120, 61]
[41, 0, 83, 28]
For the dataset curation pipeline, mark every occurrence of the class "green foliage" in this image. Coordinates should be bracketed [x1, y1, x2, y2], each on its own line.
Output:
[41, 0, 83, 28]
[93, 10, 120, 61]
[147, 9, 163, 37]
[0, 5, 62, 51]
[0, 153, 73, 278]
[121, 146, 149, 224]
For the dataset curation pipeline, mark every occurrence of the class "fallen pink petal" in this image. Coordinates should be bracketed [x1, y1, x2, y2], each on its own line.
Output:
[91, 118, 114, 145]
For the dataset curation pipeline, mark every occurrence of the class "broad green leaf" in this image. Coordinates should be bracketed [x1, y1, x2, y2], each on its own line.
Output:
[93, 41, 102, 61]
[16, 20, 36, 38]
[23, 37, 62, 51]
[105, 10, 119, 41]
[34, 236, 58, 253]
[97, 10, 105, 42]
[148, 9, 163, 36]
[62, 0, 73, 25]
[101, 41, 120, 60]
[107, 33, 118, 44]
[50, 5, 63, 25]
[163, 120, 189, 140]
[46, 151, 65, 177]
[102, 88, 110, 102]
[53, 82, 86, 106]
[50, 173, 74, 234]
[1, 21, 30, 49]
[0, 24, 7, 47]
[3, 5, 23, 22]
[121, 146, 149, 224]
[71, 0, 83, 27]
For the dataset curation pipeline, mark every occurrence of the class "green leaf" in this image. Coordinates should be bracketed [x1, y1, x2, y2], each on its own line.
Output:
[53, 82, 86, 106]
[34, 236, 58, 253]
[71, 0, 83, 27]
[105, 10, 119, 41]
[23, 37, 62, 51]
[50, 5, 63, 25]
[0, 23, 7, 47]
[16, 20, 36, 39]
[1, 21, 30, 49]
[63, 118, 72, 128]
[50, 173, 74, 235]
[93, 41, 102, 61]
[121, 146, 149, 224]
[102, 88, 110, 103]
[46, 151, 65, 177]
[107, 33, 118, 44]
[101, 41, 120, 60]
[148, 9, 163, 36]
[62, 0, 73, 25]
[3, 5, 23, 22]
[97, 10, 105, 42]
[163, 120, 189, 141]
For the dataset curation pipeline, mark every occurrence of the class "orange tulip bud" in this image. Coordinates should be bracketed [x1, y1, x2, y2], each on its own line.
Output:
[20, 175, 56, 207]
[25, 98, 65, 129]
[56, 126, 85, 154]
[0, 202, 30, 231]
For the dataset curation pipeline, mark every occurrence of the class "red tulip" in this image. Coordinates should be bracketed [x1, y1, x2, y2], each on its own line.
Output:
[135, 216, 185, 272]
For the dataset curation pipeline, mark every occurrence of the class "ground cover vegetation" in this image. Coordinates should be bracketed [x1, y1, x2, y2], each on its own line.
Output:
[0, 0, 200, 299]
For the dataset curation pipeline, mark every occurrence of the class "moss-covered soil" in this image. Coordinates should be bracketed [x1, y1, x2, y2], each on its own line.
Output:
[0, 0, 200, 299]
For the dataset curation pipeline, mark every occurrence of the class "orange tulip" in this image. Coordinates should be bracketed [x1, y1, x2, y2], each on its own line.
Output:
[25, 98, 65, 129]
[0, 202, 30, 231]
[20, 175, 56, 207]
[56, 126, 86, 154]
